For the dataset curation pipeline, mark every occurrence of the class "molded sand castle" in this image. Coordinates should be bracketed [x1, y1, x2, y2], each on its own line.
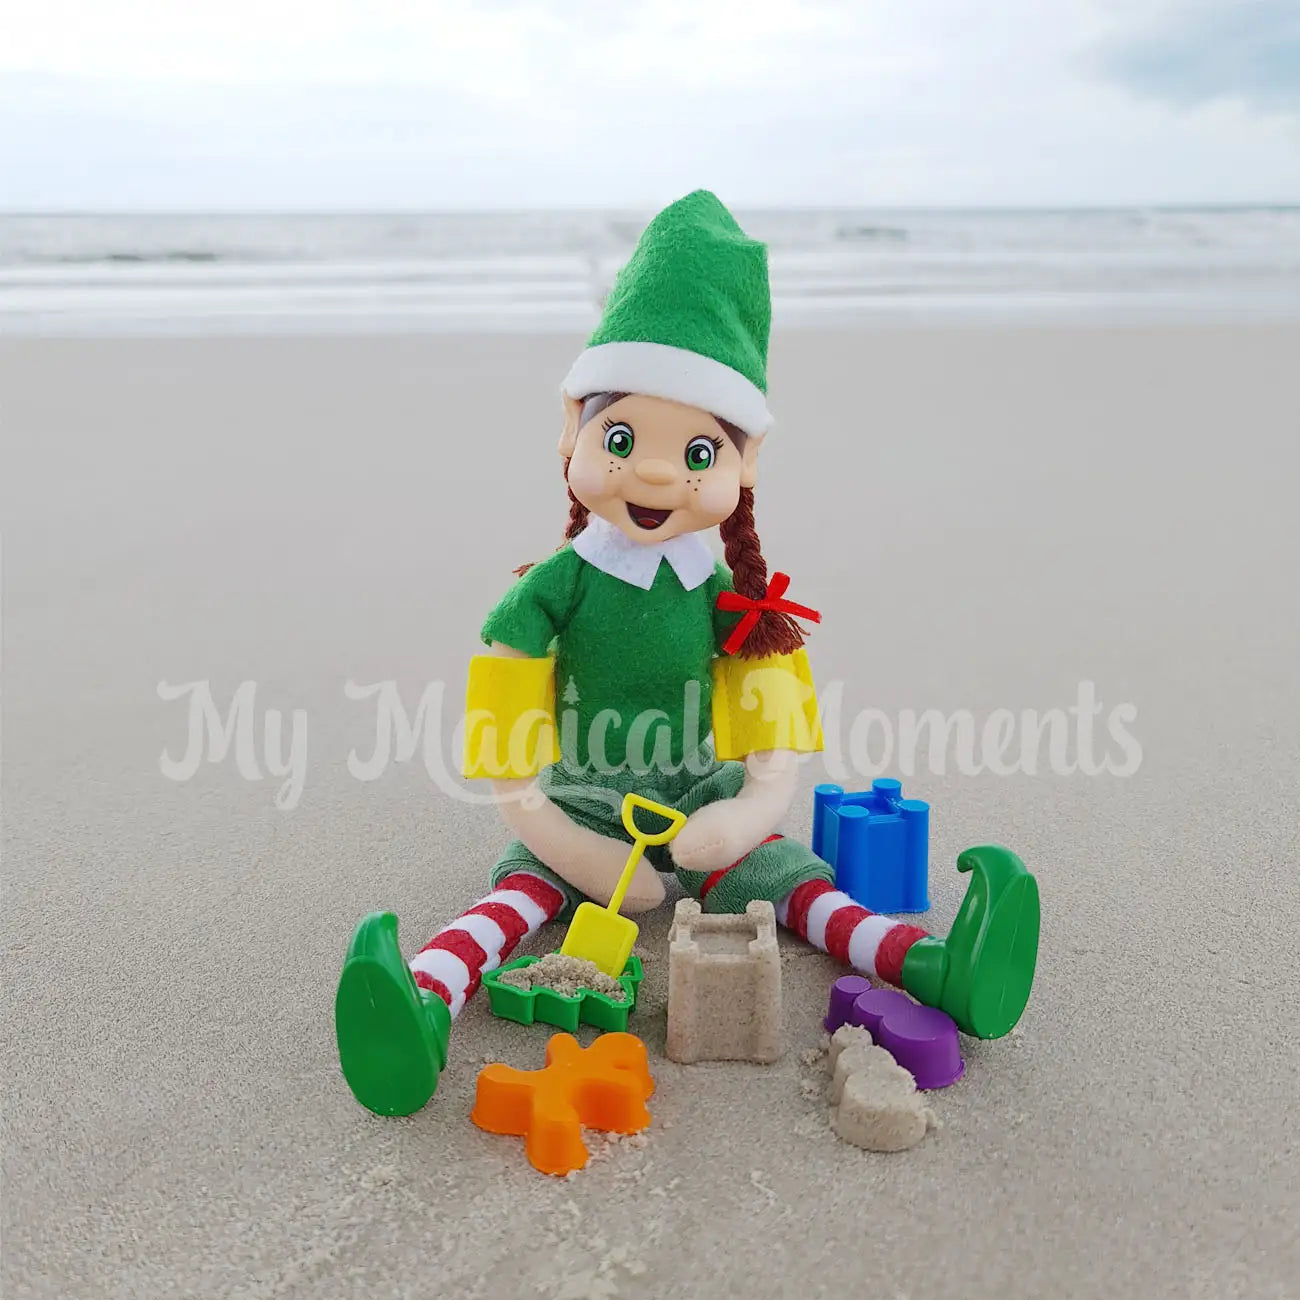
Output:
[666, 899, 783, 1065]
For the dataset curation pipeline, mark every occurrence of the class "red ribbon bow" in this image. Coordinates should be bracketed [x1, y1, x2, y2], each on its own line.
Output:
[716, 572, 822, 656]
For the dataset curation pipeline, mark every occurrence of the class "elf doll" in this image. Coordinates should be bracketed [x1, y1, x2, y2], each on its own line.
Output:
[335, 191, 1040, 1117]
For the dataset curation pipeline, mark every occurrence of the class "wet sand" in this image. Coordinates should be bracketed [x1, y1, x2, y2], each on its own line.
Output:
[2, 325, 1298, 1299]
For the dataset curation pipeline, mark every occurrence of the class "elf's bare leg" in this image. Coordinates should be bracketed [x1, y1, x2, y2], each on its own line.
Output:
[669, 748, 797, 873]
[492, 774, 665, 912]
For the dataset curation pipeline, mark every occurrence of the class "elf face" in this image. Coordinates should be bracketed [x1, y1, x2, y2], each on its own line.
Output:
[559, 393, 762, 544]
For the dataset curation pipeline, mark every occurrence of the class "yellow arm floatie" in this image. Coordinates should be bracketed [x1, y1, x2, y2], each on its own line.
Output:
[711, 647, 824, 760]
[462, 654, 561, 779]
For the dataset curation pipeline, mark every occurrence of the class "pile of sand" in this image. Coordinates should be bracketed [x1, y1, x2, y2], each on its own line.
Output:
[497, 953, 627, 1002]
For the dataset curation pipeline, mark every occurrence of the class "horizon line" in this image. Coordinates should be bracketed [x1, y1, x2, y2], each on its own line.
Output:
[3, 201, 1300, 219]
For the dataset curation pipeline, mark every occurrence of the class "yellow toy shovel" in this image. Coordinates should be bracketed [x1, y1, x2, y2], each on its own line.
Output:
[559, 793, 687, 978]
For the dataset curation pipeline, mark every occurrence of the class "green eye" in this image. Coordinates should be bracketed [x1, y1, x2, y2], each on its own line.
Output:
[603, 422, 634, 458]
[685, 436, 719, 472]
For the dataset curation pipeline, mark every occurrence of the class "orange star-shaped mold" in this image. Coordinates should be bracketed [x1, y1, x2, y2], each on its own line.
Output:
[471, 1032, 654, 1176]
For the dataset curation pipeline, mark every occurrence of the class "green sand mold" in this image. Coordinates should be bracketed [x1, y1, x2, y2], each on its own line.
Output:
[483, 954, 644, 1032]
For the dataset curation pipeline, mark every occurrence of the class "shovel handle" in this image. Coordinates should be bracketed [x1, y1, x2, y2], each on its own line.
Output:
[606, 794, 688, 915]
[620, 793, 688, 846]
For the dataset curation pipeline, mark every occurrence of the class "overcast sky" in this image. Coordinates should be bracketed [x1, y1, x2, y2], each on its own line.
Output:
[1, 0, 1297, 209]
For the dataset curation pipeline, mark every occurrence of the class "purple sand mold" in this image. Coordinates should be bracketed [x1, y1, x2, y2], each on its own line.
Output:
[824, 974, 872, 1032]
[824, 975, 964, 1090]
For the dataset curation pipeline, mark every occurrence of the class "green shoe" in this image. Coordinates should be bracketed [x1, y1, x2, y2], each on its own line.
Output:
[334, 912, 452, 1116]
[901, 845, 1040, 1040]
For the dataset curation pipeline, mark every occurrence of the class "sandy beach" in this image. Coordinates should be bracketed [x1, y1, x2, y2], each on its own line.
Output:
[2, 325, 1298, 1299]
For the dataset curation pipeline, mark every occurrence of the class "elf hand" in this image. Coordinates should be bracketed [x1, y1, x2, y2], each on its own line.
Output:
[670, 749, 798, 874]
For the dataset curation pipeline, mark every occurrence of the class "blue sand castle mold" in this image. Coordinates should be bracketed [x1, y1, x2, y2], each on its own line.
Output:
[812, 780, 930, 914]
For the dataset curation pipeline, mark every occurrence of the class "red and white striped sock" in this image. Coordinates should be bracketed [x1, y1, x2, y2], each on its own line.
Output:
[777, 878, 930, 988]
[408, 872, 566, 1018]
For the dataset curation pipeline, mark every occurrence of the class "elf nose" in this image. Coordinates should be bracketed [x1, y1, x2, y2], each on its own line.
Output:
[635, 458, 679, 486]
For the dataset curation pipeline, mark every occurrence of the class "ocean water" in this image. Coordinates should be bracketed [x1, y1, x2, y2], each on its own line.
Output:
[1, 207, 1298, 335]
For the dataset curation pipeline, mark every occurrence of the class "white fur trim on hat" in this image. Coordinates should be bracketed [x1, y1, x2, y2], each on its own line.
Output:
[561, 341, 773, 437]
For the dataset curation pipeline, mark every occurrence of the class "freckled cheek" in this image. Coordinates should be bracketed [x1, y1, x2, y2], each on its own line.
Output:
[566, 457, 611, 503]
[696, 476, 741, 519]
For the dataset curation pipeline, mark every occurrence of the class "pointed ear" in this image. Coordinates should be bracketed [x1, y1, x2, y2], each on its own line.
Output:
[558, 393, 583, 457]
[739, 432, 764, 489]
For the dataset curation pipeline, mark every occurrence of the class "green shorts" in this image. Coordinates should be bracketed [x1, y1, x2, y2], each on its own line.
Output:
[488, 752, 832, 922]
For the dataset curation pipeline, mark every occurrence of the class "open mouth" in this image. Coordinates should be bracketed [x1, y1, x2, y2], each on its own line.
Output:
[627, 502, 673, 531]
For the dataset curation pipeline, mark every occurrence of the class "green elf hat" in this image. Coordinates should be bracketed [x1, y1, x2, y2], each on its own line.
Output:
[561, 189, 773, 437]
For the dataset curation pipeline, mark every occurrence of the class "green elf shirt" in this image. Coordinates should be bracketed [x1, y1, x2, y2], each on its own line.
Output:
[481, 515, 738, 774]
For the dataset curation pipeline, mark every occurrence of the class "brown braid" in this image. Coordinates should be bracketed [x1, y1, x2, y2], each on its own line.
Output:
[718, 486, 805, 659]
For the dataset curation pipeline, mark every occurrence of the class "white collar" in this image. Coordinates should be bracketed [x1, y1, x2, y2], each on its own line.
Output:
[571, 514, 715, 592]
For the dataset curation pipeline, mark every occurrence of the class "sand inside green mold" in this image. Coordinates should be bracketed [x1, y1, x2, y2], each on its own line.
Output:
[496, 953, 628, 1002]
